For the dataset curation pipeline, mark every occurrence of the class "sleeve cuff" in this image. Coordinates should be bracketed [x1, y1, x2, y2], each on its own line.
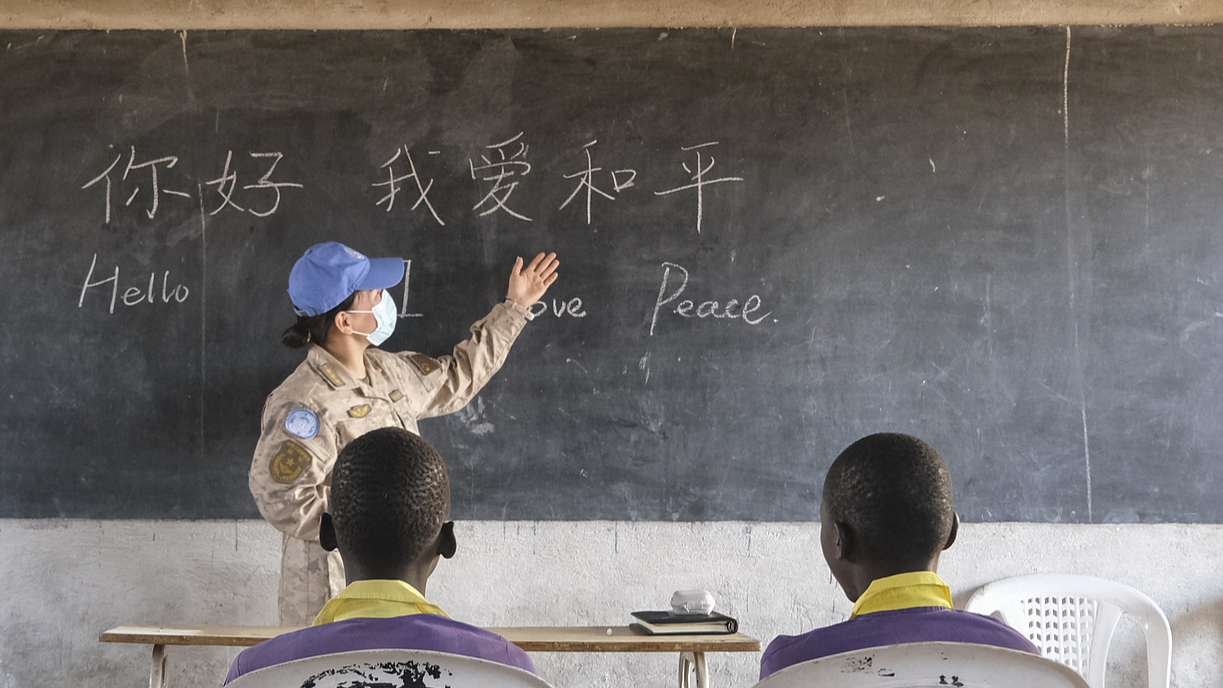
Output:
[505, 298, 535, 321]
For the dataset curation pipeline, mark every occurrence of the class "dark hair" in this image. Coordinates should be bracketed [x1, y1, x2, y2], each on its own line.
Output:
[281, 292, 357, 348]
[330, 427, 451, 570]
[823, 433, 954, 565]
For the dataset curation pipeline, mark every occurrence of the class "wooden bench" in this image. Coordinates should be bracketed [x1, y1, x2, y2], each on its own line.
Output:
[100, 623, 761, 688]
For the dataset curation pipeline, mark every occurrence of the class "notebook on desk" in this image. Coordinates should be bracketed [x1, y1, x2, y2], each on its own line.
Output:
[629, 611, 739, 635]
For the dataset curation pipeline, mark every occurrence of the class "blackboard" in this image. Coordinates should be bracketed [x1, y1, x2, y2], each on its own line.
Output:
[3, 27, 1222, 523]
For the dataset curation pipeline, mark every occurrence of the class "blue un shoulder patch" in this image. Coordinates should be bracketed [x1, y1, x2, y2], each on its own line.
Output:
[285, 407, 319, 440]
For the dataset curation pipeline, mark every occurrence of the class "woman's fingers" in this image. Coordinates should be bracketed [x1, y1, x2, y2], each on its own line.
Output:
[533, 253, 559, 279]
[524, 252, 546, 275]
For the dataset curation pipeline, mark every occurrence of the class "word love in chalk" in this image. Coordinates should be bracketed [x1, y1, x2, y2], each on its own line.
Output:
[649, 261, 772, 336]
[78, 253, 190, 314]
[530, 296, 588, 319]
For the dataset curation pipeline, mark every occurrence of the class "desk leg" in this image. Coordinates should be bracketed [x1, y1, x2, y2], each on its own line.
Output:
[678, 651, 709, 688]
[150, 644, 168, 688]
[693, 651, 708, 688]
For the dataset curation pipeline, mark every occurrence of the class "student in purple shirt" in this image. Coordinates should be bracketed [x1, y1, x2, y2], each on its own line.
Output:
[760, 433, 1038, 680]
[225, 428, 533, 684]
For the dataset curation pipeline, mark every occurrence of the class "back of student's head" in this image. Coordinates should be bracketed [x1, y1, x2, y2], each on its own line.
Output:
[823, 432, 954, 567]
[330, 427, 451, 570]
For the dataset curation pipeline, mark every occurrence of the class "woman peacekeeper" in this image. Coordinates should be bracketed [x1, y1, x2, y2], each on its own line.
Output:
[250, 241, 559, 625]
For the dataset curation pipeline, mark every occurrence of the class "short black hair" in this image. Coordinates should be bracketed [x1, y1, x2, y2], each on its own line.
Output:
[823, 433, 954, 565]
[330, 427, 451, 570]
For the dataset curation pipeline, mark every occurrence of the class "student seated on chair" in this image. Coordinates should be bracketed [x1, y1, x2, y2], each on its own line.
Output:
[225, 427, 533, 683]
[759, 433, 1038, 679]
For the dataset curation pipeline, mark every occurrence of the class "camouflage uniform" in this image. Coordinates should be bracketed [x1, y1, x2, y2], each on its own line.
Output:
[250, 302, 527, 625]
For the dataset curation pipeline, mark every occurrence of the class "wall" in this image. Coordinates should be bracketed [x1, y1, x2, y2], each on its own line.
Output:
[3, 0, 1223, 28]
[2, 519, 1218, 688]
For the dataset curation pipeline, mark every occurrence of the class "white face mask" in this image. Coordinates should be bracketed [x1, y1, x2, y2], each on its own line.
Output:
[347, 290, 397, 346]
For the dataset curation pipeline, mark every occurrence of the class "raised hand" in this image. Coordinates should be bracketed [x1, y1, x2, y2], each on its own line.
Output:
[507, 252, 560, 308]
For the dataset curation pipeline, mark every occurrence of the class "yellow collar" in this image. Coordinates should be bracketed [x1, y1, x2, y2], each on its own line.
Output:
[312, 580, 450, 626]
[850, 571, 954, 618]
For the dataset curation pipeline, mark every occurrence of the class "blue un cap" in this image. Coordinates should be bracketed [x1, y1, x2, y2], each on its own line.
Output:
[288, 241, 405, 316]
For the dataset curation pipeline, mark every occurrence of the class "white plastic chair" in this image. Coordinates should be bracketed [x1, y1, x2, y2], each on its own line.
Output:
[753, 641, 1089, 687]
[226, 648, 553, 688]
[964, 574, 1171, 688]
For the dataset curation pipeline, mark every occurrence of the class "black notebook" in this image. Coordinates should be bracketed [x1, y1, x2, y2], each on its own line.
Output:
[629, 611, 739, 635]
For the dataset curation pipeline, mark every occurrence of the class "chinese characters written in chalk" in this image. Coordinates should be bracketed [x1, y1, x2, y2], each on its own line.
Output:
[82, 146, 304, 223]
[375, 147, 444, 225]
[81, 136, 745, 233]
[558, 140, 638, 225]
[653, 142, 743, 234]
[206, 151, 303, 217]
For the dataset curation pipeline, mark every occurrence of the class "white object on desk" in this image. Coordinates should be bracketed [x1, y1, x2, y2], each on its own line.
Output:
[670, 590, 716, 614]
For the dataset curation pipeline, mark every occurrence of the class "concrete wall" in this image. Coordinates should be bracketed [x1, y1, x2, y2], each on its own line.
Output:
[3, 519, 1219, 688]
[4, 0, 1223, 29]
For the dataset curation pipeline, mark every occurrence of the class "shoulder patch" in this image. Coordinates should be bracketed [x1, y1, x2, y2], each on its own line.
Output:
[409, 353, 440, 375]
[348, 404, 371, 418]
[315, 362, 345, 388]
[285, 408, 319, 439]
[270, 440, 312, 484]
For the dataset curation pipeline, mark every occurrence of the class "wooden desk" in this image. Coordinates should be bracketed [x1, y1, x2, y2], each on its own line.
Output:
[100, 624, 760, 688]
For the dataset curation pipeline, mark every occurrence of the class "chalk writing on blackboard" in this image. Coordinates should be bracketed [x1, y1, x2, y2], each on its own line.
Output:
[205, 150, 301, 217]
[241, 152, 302, 217]
[398, 259, 425, 320]
[374, 146, 444, 225]
[470, 132, 533, 221]
[84, 146, 301, 223]
[80, 138, 745, 233]
[649, 261, 772, 336]
[653, 142, 743, 234]
[207, 150, 245, 215]
[78, 253, 190, 314]
[81, 146, 191, 223]
[559, 140, 637, 225]
[530, 297, 588, 318]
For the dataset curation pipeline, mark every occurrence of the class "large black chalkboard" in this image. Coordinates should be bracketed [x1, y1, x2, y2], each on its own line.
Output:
[2, 27, 1222, 523]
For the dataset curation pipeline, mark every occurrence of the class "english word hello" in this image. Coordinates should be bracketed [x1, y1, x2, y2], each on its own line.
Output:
[78, 253, 190, 314]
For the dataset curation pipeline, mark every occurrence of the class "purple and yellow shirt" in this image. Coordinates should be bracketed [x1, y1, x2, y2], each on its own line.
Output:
[760, 572, 1038, 679]
[225, 580, 533, 683]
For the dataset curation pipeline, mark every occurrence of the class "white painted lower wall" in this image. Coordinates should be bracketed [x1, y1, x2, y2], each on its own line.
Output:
[1, 520, 1219, 688]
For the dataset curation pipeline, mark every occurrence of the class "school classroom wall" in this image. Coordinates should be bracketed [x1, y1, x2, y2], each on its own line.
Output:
[4, 2, 1223, 687]
[3, 520, 1222, 687]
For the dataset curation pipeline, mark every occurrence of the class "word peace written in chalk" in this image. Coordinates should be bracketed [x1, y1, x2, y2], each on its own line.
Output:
[649, 261, 772, 336]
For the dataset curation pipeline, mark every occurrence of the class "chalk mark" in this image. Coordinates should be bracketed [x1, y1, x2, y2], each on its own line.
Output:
[1063, 26, 1092, 522]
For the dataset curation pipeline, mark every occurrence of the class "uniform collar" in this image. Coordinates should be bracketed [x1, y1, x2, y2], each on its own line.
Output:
[312, 579, 450, 625]
[306, 344, 384, 391]
[850, 571, 954, 618]
[306, 344, 356, 389]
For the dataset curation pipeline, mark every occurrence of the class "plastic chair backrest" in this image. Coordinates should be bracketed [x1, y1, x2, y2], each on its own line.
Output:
[752, 641, 1089, 688]
[963, 574, 1171, 688]
[226, 648, 554, 688]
